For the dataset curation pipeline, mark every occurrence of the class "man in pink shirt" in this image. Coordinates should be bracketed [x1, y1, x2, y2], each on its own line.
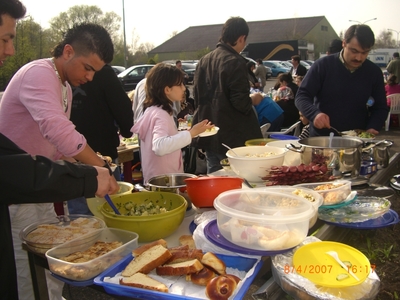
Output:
[0, 23, 118, 299]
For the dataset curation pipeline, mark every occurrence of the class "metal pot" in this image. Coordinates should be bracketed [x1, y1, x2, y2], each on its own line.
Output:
[372, 140, 393, 169]
[146, 173, 197, 193]
[286, 137, 363, 178]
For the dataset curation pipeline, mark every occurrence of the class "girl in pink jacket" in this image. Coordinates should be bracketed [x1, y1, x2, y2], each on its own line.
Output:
[131, 63, 213, 183]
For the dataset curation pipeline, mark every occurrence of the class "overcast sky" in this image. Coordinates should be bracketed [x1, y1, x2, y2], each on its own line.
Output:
[20, 0, 400, 48]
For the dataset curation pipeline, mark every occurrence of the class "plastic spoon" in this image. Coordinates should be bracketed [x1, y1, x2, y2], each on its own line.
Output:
[326, 251, 360, 281]
[329, 132, 334, 148]
[104, 194, 121, 215]
[221, 143, 239, 157]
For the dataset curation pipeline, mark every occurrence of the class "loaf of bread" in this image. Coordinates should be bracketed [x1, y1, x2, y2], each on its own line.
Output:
[122, 244, 172, 277]
[179, 235, 196, 249]
[131, 239, 168, 257]
[120, 272, 168, 293]
[156, 259, 204, 276]
[166, 248, 204, 264]
[187, 266, 216, 286]
[201, 252, 226, 275]
[205, 275, 239, 300]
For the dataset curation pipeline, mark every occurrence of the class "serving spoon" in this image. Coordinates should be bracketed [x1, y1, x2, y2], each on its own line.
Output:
[104, 194, 121, 215]
[221, 143, 240, 157]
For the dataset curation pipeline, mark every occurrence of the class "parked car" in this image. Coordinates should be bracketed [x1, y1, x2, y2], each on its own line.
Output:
[111, 66, 125, 75]
[280, 61, 293, 68]
[181, 63, 197, 84]
[300, 61, 311, 70]
[305, 60, 314, 66]
[243, 57, 272, 80]
[117, 64, 154, 91]
[263, 61, 290, 77]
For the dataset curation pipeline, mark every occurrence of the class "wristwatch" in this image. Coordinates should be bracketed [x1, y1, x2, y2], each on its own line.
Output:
[102, 160, 113, 176]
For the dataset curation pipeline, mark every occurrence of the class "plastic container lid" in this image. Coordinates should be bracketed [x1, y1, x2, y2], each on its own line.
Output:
[269, 134, 300, 140]
[214, 189, 314, 224]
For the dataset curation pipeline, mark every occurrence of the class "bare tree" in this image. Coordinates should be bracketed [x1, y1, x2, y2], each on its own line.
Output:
[170, 30, 178, 38]
[375, 30, 396, 48]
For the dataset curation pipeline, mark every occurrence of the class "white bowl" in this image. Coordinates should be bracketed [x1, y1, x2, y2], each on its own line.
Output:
[266, 140, 301, 166]
[226, 146, 286, 182]
[214, 189, 314, 251]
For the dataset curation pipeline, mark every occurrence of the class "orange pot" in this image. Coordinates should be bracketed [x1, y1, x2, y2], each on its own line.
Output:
[184, 176, 243, 208]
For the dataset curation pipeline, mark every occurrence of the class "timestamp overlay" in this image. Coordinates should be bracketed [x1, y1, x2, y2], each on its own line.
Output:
[292, 241, 373, 288]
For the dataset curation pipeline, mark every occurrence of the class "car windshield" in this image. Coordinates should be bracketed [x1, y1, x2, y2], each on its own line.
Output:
[118, 66, 136, 77]
[181, 64, 196, 70]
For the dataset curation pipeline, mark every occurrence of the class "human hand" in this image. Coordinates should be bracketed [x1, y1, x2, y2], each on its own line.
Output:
[250, 93, 263, 106]
[313, 113, 331, 129]
[189, 119, 214, 138]
[366, 128, 379, 135]
[93, 167, 119, 197]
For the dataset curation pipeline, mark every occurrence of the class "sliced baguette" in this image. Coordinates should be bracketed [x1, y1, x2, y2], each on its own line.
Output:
[201, 252, 226, 275]
[178, 235, 196, 249]
[132, 239, 168, 257]
[122, 244, 172, 277]
[120, 272, 168, 293]
[165, 249, 204, 264]
[156, 258, 204, 276]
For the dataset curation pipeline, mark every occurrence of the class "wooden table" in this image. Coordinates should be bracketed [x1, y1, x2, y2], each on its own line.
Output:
[117, 144, 140, 183]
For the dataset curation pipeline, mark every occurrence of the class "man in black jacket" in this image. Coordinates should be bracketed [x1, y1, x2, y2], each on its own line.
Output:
[193, 17, 263, 173]
[0, 1, 116, 299]
[289, 55, 308, 77]
[69, 64, 133, 214]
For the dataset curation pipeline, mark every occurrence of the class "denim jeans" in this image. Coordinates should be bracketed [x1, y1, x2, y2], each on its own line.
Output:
[205, 150, 226, 174]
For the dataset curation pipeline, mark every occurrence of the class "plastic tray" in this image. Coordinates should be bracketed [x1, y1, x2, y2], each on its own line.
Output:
[94, 253, 262, 299]
[318, 196, 391, 223]
[322, 209, 399, 229]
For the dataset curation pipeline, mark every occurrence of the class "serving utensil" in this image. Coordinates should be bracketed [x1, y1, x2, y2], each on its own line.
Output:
[326, 251, 360, 281]
[104, 194, 121, 215]
[222, 143, 239, 157]
[329, 132, 334, 148]
[330, 126, 343, 136]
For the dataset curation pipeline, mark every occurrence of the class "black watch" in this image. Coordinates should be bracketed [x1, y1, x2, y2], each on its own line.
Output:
[102, 160, 113, 176]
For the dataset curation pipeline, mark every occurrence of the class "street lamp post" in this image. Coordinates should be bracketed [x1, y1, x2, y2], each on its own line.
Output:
[388, 29, 399, 53]
[349, 18, 377, 24]
[122, 0, 127, 68]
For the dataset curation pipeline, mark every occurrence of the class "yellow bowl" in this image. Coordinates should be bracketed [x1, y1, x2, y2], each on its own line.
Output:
[100, 192, 187, 242]
[245, 138, 276, 146]
[86, 182, 133, 218]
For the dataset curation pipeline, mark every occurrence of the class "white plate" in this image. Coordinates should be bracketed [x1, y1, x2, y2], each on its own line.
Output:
[198, 126, 219, 137]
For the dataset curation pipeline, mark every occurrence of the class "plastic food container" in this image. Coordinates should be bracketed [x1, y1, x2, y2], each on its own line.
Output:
[318, 196, 391, 223]
[46, 228, 138, 281]
[214, 189, 314, 251]
[226, 146, 286, 182]
[100, 192, 187, 242]
[260, 186, 324, 228]
[294, 180, 352, 206]
[20, 215, 106, 254]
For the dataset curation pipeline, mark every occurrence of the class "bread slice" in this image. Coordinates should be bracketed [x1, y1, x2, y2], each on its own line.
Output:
[156, 258, 204, 276]
[179, 235, 196, 249]
[120, 272, 168, 293]
[201, 252, 226, 275]
[122, 244, 172, 277]
[165, 249, 204, 264]
[132, 239, 168, 257]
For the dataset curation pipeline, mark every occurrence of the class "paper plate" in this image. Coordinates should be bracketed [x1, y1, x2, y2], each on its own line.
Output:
[198, 126, 219, 137]
[204, 220, 293, 256]
[293, 241, 370, 288]
[322, 209, 399, 229]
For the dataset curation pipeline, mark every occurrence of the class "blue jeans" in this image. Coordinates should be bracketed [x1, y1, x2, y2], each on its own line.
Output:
[205, 150, 226, 174]
[67, 160, 121, 215]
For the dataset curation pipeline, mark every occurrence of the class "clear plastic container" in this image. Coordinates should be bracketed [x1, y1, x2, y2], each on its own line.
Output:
[46, 228, 138, 281]
[214, 189, 314, 251]
[19, 215, 106, 254]
[260, 186, 324, 228]
[294, 180, 352, 206]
